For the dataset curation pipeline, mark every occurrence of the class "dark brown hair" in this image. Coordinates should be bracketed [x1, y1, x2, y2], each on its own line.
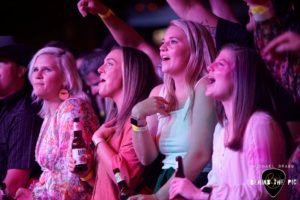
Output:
[216, 44, 279, 150]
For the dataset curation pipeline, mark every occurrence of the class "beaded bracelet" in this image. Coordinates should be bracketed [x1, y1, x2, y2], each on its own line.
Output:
[80, 170, 94, 182]
[97, 9, 114, 20]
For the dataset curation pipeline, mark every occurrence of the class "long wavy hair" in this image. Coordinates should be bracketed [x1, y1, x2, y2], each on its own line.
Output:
[163, 19, 216, 113]
[106, 46, 160, 132]
[28, 46, 88, 118]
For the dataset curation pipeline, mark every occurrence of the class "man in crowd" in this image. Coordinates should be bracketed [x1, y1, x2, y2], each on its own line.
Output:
[0, 36, 42, 197]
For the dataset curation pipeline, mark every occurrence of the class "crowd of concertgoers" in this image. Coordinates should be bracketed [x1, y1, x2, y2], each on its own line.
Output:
[0, 0, 300, 199]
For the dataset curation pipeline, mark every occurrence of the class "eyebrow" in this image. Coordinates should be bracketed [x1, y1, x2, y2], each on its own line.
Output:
[106, 58, 116, 63]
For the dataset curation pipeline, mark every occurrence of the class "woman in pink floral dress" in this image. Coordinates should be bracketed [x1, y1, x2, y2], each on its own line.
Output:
[16, 46, 98, 200]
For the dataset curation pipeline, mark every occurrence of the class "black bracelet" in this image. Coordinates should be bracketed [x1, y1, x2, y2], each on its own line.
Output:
[130, 116, 147, 127]
[202, 186, 212, 193]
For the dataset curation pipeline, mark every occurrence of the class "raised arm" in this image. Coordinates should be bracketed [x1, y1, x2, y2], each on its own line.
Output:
[77, 0, 160, 68]
[209, 0, 239, 23]
[166, 0, 217, 27]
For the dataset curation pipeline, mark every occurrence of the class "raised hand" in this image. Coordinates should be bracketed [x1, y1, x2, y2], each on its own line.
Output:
[131, 96, 170, 120]
[77, 0, 104, 17]
[93, 118, 116, 141]
[263, 31, 300, 59]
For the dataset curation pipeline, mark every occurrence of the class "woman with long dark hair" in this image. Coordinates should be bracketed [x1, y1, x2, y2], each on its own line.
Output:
[169, 44, 289, 200]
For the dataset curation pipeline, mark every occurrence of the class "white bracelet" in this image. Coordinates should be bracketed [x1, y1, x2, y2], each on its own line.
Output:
[91, 136, 105, 149]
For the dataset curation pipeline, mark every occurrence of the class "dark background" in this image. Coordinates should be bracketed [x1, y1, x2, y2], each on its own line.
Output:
[0, 0, 249, 57]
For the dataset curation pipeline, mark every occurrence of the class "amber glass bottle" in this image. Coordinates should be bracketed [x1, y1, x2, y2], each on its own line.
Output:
[72, 117, 88, 172]
[113, 168, 134, 200]
[172, 156, 186, 200]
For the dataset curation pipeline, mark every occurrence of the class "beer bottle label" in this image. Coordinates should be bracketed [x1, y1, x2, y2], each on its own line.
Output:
[114, 171, 125, 183]
[72, 148, 87, 165]
[73, 123, 81, 131]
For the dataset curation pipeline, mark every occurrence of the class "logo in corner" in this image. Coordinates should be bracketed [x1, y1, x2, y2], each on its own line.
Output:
[262, 168, 286, 198]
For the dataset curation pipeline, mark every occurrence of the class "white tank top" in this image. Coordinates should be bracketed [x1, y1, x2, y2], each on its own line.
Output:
[157, 87, 191, 170]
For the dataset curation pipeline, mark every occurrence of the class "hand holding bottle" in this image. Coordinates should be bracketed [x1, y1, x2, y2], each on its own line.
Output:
[169, 177, 205, 200]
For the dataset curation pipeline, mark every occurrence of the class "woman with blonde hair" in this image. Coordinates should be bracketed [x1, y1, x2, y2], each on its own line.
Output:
[129, 19, 217, 200]
[16, 46, 98, 200]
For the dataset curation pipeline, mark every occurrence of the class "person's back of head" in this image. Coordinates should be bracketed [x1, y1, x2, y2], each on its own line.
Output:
[79, 49, 107, 80]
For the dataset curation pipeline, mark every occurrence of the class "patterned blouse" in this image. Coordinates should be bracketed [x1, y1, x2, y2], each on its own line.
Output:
[254, 18, 300, 102]
[33, 98, 98, 200]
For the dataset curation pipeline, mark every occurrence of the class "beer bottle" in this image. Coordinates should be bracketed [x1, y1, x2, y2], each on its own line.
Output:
[113, 168, 133, 200]
[172, 156, 186, 200]
[0, 182, 14, 200]
[72, 117, 88, 172]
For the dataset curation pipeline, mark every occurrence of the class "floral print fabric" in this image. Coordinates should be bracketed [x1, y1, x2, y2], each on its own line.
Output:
[33, 98, 98, 200]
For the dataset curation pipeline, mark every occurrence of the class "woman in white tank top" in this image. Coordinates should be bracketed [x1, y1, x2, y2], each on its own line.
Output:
[130, 19, 217, 200]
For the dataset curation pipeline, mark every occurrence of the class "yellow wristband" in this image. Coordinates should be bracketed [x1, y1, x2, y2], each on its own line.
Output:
[250, 5, 268, 15]
[80, 170, 94, 182]
[132, 124, 148, 132]
[97, 9, 114, 20]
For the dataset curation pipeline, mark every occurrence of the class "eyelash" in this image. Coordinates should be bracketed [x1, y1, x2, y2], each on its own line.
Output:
[161, 39, 178, 47]
[32, 67, 52, 72]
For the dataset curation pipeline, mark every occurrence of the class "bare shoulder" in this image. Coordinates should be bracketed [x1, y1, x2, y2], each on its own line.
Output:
[149, 84, 164, 97]
[194, 78, 207, 94]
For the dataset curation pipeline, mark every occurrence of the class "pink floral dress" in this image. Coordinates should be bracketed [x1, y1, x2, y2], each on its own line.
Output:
[33, 98, 98, 200]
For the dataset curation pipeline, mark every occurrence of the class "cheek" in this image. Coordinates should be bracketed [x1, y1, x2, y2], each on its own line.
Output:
[112, 73, 123, 89]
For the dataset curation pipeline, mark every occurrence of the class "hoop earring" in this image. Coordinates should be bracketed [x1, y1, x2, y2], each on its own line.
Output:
[59, 89, 70, 101]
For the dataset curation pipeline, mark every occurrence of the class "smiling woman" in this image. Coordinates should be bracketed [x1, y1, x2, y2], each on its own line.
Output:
[129, 19, 217, 200]
[169, 44, 290, 200]
[67, 46, 160, 200]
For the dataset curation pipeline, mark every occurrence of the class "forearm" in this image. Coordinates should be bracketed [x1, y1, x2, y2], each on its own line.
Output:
[96, 142, 118, 181]
[209, 0, 238, 23]
[167, 0, 217, 27]
[101, 14, 144, 48]
[155, 177, 171, 200]
[98, 6, 160, 67]
[132, 131, 159, 165]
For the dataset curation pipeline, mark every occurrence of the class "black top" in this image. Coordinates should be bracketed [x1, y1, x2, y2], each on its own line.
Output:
[0, 87, 42, 182]
[216, 17, 255, 51]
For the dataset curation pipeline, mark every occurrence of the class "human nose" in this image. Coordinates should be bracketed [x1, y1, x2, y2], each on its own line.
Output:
[98, 65, 105, 74]
[207, 63, 214, 72]
[33, 69, 43, 79]
[159, 42, 167, 52]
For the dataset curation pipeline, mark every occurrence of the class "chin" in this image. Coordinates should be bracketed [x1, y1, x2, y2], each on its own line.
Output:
[98, 91, 109, 98]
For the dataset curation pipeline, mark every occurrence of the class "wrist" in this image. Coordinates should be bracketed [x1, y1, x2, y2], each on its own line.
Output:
[131, 107, 146, 120]
[249, 2, 275, 22]
[80, 170, 94, 182]
[131, 115, 147, 127]
[97, 8, 114, 20]
[90, 136, 105, 150]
